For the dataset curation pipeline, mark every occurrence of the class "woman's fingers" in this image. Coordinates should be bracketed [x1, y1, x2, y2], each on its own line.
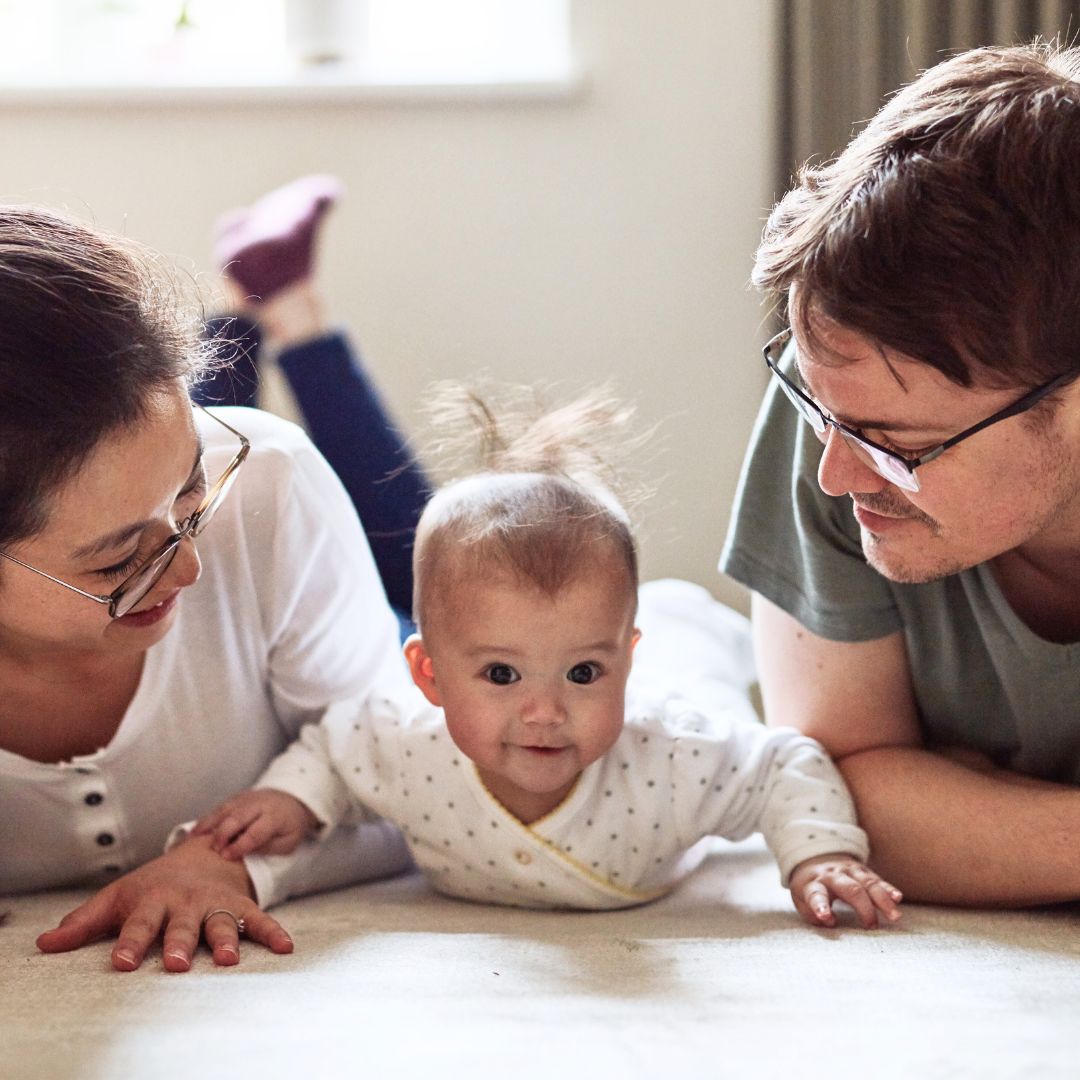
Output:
[111, 901, 169, 971]
[34, 838, 292, 971]
[201, 911, 243, 966]
[161, 912, 205, 972]
[240, 906, 294, 955]
[36, 891, 117, 953]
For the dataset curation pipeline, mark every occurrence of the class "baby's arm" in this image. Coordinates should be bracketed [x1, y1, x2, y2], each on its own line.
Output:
[743, 731, 904, 927]
[194, 789, 320, 860]
[788, 853, 902, 929]
[668, 699, 901, 928]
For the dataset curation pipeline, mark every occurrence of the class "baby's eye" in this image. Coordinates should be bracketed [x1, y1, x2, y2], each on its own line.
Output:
[484, 664, 520, 686]
[567, 662, 602, 685]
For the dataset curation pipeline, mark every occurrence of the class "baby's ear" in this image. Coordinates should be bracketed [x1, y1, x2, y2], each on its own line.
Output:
[631, 627, 642, 650]
[403, 634, 442, 706]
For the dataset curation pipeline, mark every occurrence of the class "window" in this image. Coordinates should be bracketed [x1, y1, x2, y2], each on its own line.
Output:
[0, 0, 575, 97]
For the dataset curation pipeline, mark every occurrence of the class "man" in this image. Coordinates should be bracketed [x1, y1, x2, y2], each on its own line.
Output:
[721, 43, 1080, 906]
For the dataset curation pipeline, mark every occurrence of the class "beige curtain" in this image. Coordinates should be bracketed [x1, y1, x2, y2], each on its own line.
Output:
[777, 0, 1080, 193]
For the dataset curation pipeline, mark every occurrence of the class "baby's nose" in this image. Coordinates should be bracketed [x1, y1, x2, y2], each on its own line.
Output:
[522, 690, 568, 725]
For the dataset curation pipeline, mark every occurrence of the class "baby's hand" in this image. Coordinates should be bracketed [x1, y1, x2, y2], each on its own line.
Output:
[788, 854, 903, 929]
[192, 789, 319, 861]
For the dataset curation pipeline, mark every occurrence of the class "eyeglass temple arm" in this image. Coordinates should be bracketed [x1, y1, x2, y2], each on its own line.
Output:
[0, 550, 112, 605]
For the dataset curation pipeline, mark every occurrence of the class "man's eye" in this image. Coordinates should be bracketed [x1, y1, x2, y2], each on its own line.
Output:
[567, 662, 602, 685]
[874, 434, 935, 459]
[484, 664, 520, 686]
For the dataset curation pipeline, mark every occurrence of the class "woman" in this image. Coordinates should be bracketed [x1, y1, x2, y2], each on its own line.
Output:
[0, 201, 422, 972]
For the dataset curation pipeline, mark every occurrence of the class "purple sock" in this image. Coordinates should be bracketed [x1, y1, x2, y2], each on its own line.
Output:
[214, 175, 344, 303]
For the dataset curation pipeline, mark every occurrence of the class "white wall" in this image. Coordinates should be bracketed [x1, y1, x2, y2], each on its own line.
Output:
[0, 0, 775, 612]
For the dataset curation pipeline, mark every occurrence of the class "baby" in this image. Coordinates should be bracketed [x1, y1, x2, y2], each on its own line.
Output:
[196, 390, 901, 928]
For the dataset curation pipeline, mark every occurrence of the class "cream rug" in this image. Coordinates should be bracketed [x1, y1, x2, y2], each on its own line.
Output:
[4, 838, 1080, 1080]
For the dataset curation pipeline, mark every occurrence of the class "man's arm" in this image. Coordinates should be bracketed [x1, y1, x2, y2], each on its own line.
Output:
[753, 592, 1080, 906]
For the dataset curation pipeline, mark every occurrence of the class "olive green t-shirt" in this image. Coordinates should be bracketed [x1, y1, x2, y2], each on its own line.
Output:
[720, 358, 1080, 785]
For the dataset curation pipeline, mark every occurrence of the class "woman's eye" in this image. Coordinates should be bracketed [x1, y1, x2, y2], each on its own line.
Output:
[92, 476, 206, 583]
[179, 474, 208, 505]
[484, 664, 520, 686]
[567, 662, 602, 685]
[95, 552, 141, 582]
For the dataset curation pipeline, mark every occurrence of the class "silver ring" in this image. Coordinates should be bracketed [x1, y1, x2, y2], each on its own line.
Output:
[203, 908, 246, 936]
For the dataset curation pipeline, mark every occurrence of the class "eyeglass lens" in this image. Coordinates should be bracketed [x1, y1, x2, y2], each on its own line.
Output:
[111, 461, 241, 616]
[772, 363, 922, 492]
[112, 543, 181, 617]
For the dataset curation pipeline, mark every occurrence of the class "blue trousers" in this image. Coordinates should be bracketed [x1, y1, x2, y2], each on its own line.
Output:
[194, 318, 428, 622]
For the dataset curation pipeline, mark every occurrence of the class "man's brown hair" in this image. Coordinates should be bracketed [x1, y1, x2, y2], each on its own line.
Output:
[754, 43, 1080, 389]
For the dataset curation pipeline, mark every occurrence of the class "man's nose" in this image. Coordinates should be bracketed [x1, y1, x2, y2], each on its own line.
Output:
[817, 427, 889, 498]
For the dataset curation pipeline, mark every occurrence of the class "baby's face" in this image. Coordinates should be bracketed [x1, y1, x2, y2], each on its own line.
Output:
[410, 567, 638, 824]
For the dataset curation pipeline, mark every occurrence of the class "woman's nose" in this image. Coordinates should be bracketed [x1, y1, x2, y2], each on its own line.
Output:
[167, 535, 202, 590]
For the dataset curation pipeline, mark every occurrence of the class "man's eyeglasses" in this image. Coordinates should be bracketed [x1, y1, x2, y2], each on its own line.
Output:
[0, 404, 249, 618]
[764, 327, 1077, 493]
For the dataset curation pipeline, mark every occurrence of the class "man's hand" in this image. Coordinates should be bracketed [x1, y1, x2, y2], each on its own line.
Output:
[193, 788, 319, 861]
[788, 853, 903, 929]
[35, 834, 293, 972]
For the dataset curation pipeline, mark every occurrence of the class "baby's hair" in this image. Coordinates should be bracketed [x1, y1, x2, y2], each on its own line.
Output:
[413, 383, 644, 632]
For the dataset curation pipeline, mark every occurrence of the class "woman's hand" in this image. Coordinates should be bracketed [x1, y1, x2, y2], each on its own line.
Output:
[35, 833, 293, 972]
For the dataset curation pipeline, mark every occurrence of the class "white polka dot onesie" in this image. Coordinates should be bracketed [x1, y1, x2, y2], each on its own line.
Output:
[254, 685, 869, 910]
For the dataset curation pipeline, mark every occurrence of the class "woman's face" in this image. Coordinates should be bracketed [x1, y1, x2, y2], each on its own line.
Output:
[0, 385, 205, 660]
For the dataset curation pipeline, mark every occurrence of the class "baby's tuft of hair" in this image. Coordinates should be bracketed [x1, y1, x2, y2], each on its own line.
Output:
[413, 384, 645, 633]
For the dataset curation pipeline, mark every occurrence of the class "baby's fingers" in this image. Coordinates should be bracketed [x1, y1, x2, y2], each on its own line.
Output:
[797, 881, 838, 928]
[829, 868, 900, 929]
[865, 875, 904, 922]
[191, 807, 228, 837]
[218, 813, 281, 861]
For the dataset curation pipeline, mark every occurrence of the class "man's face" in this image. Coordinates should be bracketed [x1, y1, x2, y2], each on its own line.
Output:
[794, 320, 1080, 583]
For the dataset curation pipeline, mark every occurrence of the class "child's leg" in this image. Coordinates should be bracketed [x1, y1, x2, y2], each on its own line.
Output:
[211, 177, 429, 617]
[196, 175, 343, 408]
[278, 327, 429, 617]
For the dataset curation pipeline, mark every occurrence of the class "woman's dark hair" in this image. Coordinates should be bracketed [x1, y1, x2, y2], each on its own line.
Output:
[0, 206, 212, 547]
[754, 43, 1080, 389]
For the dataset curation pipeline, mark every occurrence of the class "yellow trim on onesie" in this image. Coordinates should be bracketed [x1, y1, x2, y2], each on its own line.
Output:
[470, 763, 673, 906]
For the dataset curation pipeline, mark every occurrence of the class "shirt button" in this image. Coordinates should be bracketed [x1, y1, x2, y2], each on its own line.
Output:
[84, 792, 104, 807]
[515, 850, 532, 865]
[96, 833, 115, 847]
